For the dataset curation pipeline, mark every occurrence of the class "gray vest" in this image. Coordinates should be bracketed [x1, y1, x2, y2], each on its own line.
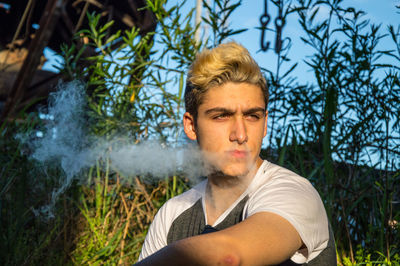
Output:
[167, 197, 337, 266]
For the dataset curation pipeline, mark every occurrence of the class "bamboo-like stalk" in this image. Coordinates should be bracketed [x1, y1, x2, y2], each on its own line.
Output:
[119, 192, 136, 264]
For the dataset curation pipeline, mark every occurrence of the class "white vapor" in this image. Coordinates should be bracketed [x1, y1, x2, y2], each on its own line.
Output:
[22, 80, 206, 218]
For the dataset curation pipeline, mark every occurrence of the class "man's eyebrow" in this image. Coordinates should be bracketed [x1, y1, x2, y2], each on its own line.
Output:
[243, 107, 266, 115]
[204, 107, 235, 115]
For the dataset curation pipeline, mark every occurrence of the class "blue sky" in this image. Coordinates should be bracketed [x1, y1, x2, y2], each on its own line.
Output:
[225, 0, 400, 83]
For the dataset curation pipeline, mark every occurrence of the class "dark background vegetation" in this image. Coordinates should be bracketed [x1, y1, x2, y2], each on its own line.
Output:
[0, 0, 399, 265]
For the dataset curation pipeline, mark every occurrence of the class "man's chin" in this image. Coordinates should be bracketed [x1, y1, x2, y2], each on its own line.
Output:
[207, 164, 252, 178]
[202, 154, 258, 178]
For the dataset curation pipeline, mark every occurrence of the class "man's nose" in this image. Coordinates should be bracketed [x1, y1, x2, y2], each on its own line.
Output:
[229, 116, 248, 144]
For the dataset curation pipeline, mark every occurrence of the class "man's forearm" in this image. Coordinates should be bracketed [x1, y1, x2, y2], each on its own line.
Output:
[135, 234, 240, 266]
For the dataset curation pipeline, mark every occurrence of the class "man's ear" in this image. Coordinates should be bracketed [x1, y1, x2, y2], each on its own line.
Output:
[263, 110, 268, 137]
[183, 112, 197, 140]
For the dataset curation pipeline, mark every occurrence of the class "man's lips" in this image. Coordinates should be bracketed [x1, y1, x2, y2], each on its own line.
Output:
[228, 150, 249, 158]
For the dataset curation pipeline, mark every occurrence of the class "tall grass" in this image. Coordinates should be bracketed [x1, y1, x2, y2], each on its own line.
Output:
[71, 158, 188, 264]
[0, 115, 69, 265]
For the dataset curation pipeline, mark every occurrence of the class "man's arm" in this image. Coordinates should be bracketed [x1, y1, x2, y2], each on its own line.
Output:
[135, 212, 302, 266]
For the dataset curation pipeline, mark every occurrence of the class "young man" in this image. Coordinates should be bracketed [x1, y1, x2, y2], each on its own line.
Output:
[136, 42, 336, 265]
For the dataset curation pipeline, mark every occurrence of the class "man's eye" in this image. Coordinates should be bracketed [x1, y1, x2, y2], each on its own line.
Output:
[246, 114, 261, 121]
[213, 114, 229, 120]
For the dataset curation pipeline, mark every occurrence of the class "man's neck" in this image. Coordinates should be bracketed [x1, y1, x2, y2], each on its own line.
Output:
[204, 158, 263, 225]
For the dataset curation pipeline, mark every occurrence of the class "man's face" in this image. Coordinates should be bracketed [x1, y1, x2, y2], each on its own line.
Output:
[183, 82, 268, 177]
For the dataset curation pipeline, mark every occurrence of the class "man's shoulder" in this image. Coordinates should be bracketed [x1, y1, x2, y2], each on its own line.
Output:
[250, 160, 325, 216]
[258, 160, 315, 190]
[250, 161, 330, 264]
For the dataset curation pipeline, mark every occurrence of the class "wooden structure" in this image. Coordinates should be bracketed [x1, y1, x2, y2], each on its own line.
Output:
[0, 0, 157, 120]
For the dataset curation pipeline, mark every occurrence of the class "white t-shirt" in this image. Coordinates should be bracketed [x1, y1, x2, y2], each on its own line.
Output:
[139, 160, 330, 264]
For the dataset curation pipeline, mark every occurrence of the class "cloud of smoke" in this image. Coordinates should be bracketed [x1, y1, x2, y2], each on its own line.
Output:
[109, 141, 205, 180]
[23, 80, 207, 218]
[32, 80, 93, 178]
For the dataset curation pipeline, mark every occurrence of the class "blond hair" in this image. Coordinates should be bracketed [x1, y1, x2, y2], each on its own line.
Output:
[184, 41, 268, 118]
